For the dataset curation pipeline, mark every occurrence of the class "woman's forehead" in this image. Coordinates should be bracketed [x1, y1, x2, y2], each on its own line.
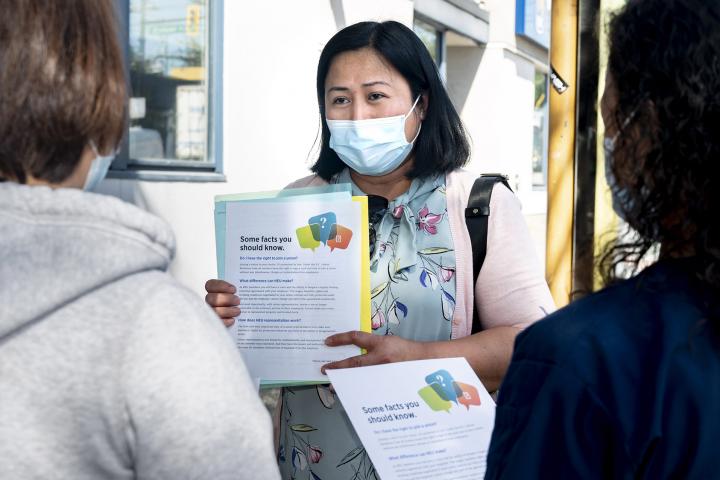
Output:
[325, 48, 402, 89]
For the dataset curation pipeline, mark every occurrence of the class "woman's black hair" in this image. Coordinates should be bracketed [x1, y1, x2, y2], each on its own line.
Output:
[311, 21, 470, 181]
[600, 0, 720, 298]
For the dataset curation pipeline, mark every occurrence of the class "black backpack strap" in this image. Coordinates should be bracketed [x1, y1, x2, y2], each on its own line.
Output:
[465, 174, 512, 334]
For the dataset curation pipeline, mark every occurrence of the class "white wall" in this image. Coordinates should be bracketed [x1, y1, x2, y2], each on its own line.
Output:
[447, 0, 547, 210]
[447, 45, 535, 192]
[100, 0, 547, 295]
[446, 0, 548, 260]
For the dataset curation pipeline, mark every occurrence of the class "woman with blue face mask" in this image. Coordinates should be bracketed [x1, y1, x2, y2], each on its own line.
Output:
[206, 20, 554, 478]
[0, 1, 280, 477]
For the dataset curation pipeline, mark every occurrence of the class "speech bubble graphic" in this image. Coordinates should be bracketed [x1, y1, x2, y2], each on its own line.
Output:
[425, 369, 458, 404]
[308, 212, 337, 245]
[296, 225, 321, 251]
[418, 385, 452, 413]
[309, 223, 322, 242]
[454, 382, 481, 410]
[327, 224, 353, 252]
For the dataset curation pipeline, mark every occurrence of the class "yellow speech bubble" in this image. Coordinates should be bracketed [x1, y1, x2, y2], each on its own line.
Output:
[296, 225, 321, 251]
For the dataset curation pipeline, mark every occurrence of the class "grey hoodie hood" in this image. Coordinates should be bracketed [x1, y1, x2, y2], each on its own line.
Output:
[0, 182, 175, 341]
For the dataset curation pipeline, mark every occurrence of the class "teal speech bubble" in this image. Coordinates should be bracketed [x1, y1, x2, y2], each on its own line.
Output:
[425, 369, 459, 404]
[308, 212, 337, 245]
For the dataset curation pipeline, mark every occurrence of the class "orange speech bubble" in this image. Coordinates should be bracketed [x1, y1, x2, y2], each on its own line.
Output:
[327, 224, 353, 252]
[454, 382, 481, 410]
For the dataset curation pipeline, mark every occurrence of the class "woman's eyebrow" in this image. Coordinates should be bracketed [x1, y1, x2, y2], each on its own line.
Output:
[362, 81, 391, 88]
[327, 80, 391, 93]
[327, 86, 350, 94]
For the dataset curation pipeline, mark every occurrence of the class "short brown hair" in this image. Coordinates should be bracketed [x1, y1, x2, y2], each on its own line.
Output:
[0, 0, 127, 184]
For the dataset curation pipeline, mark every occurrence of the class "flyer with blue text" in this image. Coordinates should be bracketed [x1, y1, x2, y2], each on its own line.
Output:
[327, 357, 495, 480]
[216, 190, 370, 386]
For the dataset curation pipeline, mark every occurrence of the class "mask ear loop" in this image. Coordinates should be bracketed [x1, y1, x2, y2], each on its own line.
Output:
[90, 141, 121, 157]
[606, 108, 638, 152]
[404, 95, 422, 119]
[405, 95, 423, 144]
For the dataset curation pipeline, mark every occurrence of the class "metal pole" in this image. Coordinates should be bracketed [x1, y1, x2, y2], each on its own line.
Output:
[546, 0, 579, 307]
[572, 0, 601, 298]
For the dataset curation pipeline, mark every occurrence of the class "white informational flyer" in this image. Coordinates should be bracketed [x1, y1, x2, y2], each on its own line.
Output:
[327, 357, 496, 480]
[223, 197, 369, 385]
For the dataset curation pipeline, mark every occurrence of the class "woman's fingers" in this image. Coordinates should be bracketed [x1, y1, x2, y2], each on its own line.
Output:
[321, 354, 368, 373]
[204, 279, 240, 326]
[321, 332, 384, 373]
[205, 279, 236, 294]
[205, 279, 240, 310]
[322, 334, 421, 374]
[214, 306, 241, 319]
[325, 330, 377, 349]
[220, 316, 236, 327]
[205, 292, 241, 308]
[205, 279, 240, 327]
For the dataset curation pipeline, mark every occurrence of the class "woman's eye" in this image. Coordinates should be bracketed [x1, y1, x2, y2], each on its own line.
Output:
[332, 97, 350, 105]
[368, 93, 386, 101]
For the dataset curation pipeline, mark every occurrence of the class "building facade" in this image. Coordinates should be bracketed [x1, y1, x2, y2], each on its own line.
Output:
[102, 0, 550, 294]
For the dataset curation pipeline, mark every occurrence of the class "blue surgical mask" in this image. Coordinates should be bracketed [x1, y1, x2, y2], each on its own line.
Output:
[603, 109, 638, 221]
[84, 142, 116, 191]
[327, 96, 422, 176]
[603, 134, 634, 221]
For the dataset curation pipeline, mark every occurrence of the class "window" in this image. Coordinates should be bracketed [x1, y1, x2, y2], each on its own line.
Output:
[532, 71, 549, 188]
[413, 17, 446, 80]
[112, 0, 223, 180]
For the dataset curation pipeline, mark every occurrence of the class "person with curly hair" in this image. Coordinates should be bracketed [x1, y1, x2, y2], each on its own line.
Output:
[485, 0, 720, 477]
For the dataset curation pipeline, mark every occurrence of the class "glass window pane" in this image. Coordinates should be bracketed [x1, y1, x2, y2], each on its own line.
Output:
[129, 0, 209, 163]
[413, 18, 439, 64]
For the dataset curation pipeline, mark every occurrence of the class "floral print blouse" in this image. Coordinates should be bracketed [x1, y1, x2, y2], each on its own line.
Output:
[277, 170, 456, 479]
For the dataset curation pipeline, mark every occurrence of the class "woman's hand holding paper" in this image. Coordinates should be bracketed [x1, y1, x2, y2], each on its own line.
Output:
[204, 279, 241, 327]
[321, 331, 426, 373]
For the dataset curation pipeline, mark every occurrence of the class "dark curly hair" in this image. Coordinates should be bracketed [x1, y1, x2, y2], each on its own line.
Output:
[600, 0, 720, 300]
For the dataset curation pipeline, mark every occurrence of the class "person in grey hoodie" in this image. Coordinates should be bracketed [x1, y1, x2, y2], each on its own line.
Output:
[0, 1, 280, 479]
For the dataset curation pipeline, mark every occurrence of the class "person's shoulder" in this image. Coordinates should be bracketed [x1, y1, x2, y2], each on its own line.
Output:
[284, 174, 328, 190]
[446, 168, 476, 187]
[107, 270, 219, 334]
[139, 274, 218, 326]
[119, 271, 245, 384]
[514, 261, 699, 365]
[513, 276, 642, 363]
[446, 169, 518, 208]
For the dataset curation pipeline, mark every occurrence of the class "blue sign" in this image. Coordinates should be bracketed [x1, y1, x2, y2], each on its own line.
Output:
[516, 0, 551, 49]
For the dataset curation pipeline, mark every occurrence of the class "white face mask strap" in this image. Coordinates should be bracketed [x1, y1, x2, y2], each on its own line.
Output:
[90, 141, 100, 157]
[409, 123, 422, 145]
[89, 140, 120, 158]
[406, 96, 423, 144]
[405, 95, 422, 119]
[609, 108, 639, 145]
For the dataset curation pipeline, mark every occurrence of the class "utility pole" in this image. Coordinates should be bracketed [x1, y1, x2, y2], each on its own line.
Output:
[546, 0, 578, 307]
